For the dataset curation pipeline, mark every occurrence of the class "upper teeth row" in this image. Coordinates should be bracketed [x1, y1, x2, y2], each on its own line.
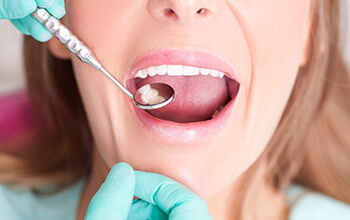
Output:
[135, 65, 226, 79]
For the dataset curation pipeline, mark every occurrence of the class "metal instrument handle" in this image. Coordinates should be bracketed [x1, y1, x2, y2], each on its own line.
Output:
[31, 8, 133, 99]
[32, 8, 102, 70]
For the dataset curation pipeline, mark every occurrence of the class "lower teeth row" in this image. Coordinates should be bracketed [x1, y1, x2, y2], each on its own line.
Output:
[211, 105, 225, 119]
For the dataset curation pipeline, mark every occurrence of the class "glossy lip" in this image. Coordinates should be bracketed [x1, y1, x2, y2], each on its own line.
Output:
[131, 92, 240, 143]
[125, 49, 241, 144]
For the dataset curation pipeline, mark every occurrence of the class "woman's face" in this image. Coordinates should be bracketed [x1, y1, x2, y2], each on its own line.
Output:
[64, 0, 311, 198]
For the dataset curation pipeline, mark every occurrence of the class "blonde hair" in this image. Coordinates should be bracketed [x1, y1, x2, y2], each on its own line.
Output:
[0, 0, 349, 218]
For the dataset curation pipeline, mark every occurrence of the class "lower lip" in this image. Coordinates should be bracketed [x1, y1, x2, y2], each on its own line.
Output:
[129, 89, 240, 144]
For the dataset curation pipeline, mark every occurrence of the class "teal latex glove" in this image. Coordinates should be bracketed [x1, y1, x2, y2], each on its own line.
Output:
[85, 162, 213, 220]
[0, 0, 65, 42]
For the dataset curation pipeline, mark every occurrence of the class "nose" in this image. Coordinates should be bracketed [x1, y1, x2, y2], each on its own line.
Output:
[147, 0, 216, 24]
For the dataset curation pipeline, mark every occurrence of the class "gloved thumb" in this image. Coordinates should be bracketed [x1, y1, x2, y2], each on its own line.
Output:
[85, 162, 136, 220]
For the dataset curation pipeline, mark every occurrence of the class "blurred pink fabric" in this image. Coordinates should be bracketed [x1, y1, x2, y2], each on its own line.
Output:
[0, 91, 35, 144]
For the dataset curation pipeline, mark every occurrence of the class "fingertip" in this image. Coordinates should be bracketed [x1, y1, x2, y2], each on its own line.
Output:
[34, 32, 52, 42]
[113, 162, 134, 172]
[46, 0, 66, 19]
[106, 162, 135, 183]
[20, 0, 37, 16]
[35, 0, 55, 8]
[19, 15, 54, 42]
[47, 0, 55, 6]
[30, 27, 52, 42]
[54, 7, 66, 19]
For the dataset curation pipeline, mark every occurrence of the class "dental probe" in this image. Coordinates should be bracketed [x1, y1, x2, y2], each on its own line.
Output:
[31, 8, 174, 110]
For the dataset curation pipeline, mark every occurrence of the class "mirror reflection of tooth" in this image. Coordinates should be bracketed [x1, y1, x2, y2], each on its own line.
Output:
[147, 89, 159, 98]
[148, 96, 166, 105]
[141, 88, 159, 103]
[141, 95, 150, 104]
[137, 85, 151, 94]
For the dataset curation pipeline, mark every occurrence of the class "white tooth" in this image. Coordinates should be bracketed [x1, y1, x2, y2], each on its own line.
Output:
[167, 65, 183, 76]
[137, 84, 151, 94]
[149, 96, 166, 105]
[148, 66, 156, 77]
[210, 70, 219, 77]
[211, 105, 225, 119]
[155, 65, 167, 75]
[142, 69, 149, 78]
[137, 65, 224, 78]
[141, 88, 159, 104]
[200, 68, 210, 75]
[136, 70, 147, 79]
[141, 96, 150, 104]
[146, 89, 159, 99]
[211, 109, 220, 119]
[135, 70, 142, 78]
[183, 66, 200, 76]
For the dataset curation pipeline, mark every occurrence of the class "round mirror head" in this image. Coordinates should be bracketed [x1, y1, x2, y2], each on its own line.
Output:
[133, 83, 175, 110]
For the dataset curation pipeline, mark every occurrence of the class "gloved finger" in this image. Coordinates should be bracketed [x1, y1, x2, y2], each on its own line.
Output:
[19, 15, 52, 42]
[10, 19, 30, 35]
[0, 0, 36, 19]
[34, 0, 54, 8]
[46, 0, 65, 19]
[128, 199, 168, 220]
[135, 171, 212, 220]
[85, 163, 135, 220]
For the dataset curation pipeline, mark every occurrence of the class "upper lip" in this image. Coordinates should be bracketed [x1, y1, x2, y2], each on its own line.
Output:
[126, 49, 239, 82]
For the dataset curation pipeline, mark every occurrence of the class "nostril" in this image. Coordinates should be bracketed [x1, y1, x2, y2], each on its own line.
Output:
[160, 7, 209, 22]
[197, 8, 207, 14]
[164, 8, 175, 16]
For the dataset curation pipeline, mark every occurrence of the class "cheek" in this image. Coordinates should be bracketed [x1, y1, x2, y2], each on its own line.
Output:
[64, 0, 139, 156]
[232, 0, 310, 153]
[65, 1, 144, 68]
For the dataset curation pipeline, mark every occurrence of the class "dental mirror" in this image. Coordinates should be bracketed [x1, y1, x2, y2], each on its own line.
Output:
[134, 83, 175, 110]
[32, 8, 174, 110]
[99, 68, 174, 110]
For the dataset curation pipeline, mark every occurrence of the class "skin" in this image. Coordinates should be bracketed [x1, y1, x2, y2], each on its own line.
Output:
[50, 0, 312, 219]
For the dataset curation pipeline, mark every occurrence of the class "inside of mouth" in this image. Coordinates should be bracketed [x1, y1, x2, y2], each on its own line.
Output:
[127, 74, 240, 123]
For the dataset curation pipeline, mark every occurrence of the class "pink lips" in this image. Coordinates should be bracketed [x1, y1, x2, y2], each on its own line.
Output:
[126, 49, 241, 143]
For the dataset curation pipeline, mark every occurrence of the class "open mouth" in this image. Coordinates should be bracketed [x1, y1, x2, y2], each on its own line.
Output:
[126, 64, 240, 123]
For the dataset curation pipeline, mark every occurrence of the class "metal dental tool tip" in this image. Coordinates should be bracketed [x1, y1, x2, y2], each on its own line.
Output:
[31, 8, 174, 110]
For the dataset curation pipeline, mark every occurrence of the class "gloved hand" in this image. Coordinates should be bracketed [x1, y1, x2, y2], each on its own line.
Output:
[85, 162, 213, 220]
[0, 0, 65, 42]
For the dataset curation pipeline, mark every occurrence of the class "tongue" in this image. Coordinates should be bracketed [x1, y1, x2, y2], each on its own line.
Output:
[134, 75, 230, 123]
